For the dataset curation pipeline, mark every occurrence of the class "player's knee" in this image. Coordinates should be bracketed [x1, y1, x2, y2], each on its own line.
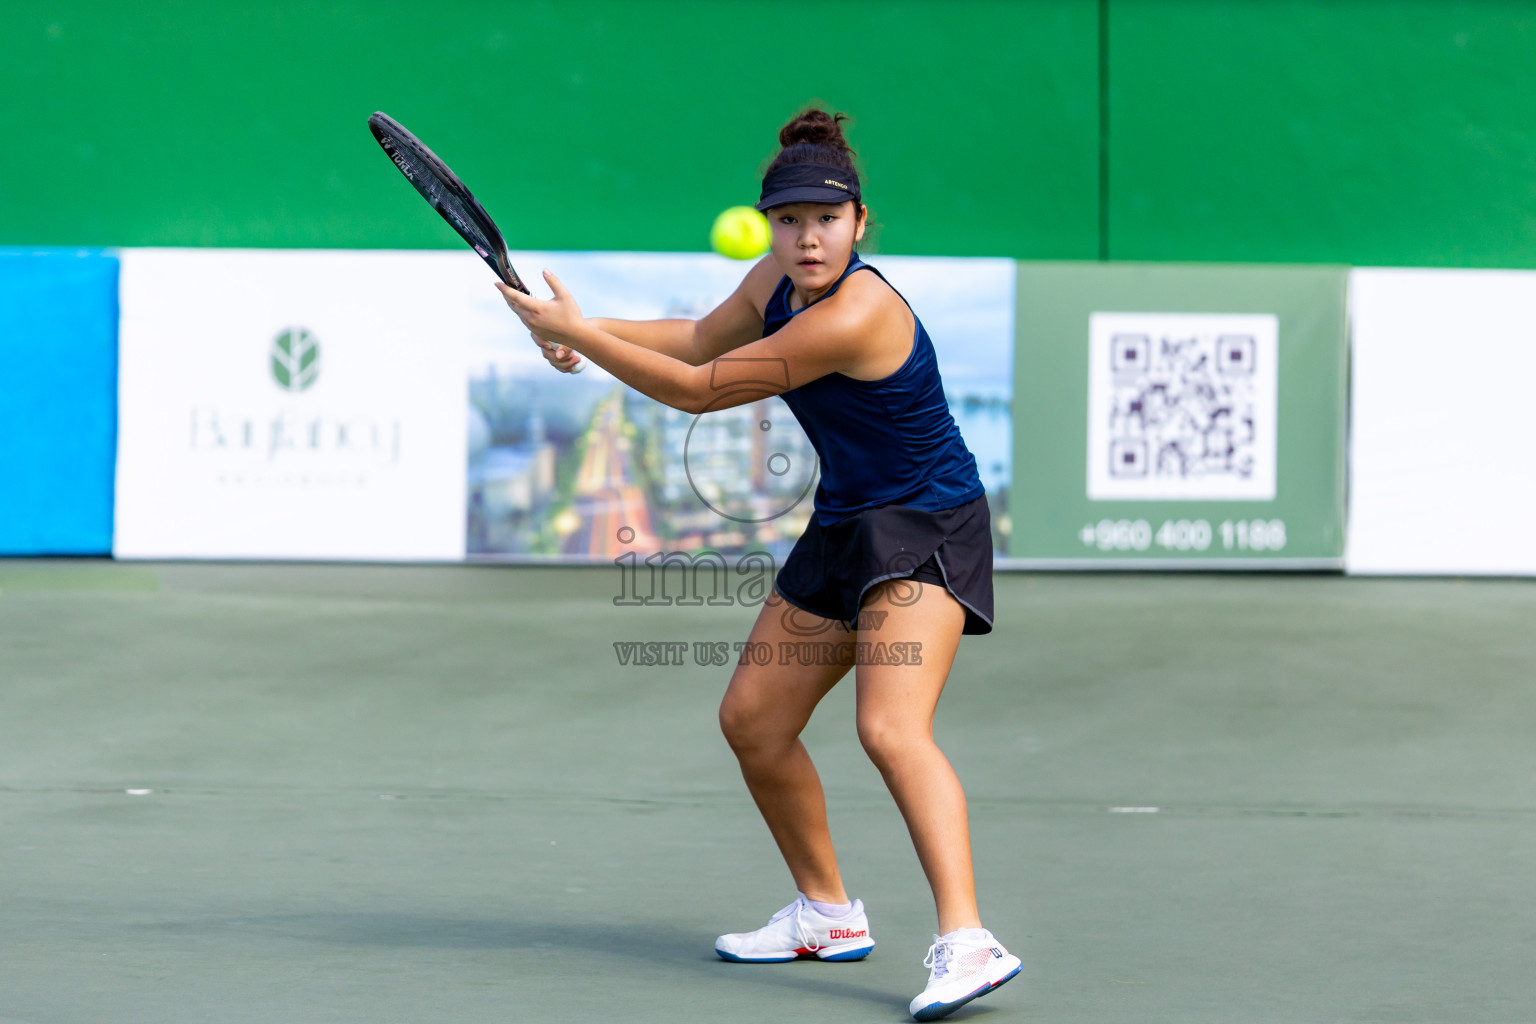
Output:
[720, 682, 802, 759]
[718, 690, 769, 755]
[856, 713, 913, 771]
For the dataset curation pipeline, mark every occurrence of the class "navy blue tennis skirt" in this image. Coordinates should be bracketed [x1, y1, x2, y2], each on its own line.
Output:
[774, 493, 995, 635]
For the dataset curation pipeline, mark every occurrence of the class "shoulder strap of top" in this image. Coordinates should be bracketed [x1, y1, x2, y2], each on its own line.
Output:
[843, 256, 915, 316]
[767, 272, 794, 313]
[836, 252, 869, 290]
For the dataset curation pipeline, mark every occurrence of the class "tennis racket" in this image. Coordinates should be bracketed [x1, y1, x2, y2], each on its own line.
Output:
[367, 111, 528, 294]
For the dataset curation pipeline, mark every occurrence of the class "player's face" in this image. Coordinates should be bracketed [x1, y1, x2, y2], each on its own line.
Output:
[767, 201, 867, 296]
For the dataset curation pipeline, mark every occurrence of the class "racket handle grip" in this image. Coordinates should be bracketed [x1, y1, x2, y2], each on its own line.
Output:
[500, 267, 530, 294]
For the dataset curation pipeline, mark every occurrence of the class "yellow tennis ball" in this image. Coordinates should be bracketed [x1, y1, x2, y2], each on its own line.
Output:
[710, 206, 771, 260]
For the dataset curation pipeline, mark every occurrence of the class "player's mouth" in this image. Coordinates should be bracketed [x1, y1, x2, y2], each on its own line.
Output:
[798, 258, 822, 267]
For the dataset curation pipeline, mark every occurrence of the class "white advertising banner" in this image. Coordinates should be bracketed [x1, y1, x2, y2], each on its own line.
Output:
[1347, 268, 1536, 575]
[115, 249, 477, 560]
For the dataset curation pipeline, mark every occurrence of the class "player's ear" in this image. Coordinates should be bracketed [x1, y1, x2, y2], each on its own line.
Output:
[854, 203, 867, 243]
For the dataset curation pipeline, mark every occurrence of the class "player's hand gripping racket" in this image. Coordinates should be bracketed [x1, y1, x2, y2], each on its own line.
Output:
[367, 112, 529, 293]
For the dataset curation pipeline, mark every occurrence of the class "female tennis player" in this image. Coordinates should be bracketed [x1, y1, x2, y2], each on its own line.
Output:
[497, 107, 1019, 1021]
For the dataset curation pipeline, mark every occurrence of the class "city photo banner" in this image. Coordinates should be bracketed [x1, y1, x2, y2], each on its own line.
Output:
[466, 252, 1016, 565]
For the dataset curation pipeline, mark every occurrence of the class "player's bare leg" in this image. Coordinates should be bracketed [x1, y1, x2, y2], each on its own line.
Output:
[718, 589, 856, 903]
[853, 579, 981, 935]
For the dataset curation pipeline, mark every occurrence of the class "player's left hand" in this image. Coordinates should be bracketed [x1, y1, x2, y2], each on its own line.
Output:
[497, 270, 585, 349]
[531, 330, 584, 373]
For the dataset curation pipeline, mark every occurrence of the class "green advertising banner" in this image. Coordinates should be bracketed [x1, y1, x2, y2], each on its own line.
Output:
[1010, 262, 1347, 567]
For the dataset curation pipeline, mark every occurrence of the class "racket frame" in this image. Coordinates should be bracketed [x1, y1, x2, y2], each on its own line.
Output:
[367, 111, 529, 294]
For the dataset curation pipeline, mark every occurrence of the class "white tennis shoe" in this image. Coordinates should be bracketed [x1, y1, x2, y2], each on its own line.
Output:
[908, 927, 1022, 1021]
[715, 895, 876, 963]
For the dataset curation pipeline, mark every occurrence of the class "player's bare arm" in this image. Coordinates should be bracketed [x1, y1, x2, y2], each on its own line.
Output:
[496, 265, 902, 414]
[531, 255, 776, 372]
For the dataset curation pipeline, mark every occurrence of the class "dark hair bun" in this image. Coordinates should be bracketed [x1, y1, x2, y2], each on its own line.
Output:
[762, 105, 864, 210]
[778, 108, 855, 157]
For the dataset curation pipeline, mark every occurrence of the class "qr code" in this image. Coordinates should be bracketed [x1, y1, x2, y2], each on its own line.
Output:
[1086, 313, 1278, 500]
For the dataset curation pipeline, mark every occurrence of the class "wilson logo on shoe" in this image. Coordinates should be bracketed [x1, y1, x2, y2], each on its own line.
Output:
[829, 928, 867, 940]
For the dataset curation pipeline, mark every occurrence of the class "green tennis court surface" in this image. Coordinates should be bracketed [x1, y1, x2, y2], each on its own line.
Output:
[2, 563, 1531, 1023]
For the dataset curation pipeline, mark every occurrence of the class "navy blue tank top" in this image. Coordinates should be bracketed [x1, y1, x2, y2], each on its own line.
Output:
[763, 254, 985, 526]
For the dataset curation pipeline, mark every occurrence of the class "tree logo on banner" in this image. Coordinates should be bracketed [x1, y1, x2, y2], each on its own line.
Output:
[270, 327, 320, 392]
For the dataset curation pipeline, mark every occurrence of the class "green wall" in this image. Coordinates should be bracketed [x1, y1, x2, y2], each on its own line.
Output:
[0, 1, 1097, 257]
[1109, 0, 1536, 267]
[5, 1, 1535, 265]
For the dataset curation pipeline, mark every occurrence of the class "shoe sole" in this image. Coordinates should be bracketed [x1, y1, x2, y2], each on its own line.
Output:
[716, 938, 876, 963]
[818, 939, 877, 961]
[910, 957, 1022, 1021]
